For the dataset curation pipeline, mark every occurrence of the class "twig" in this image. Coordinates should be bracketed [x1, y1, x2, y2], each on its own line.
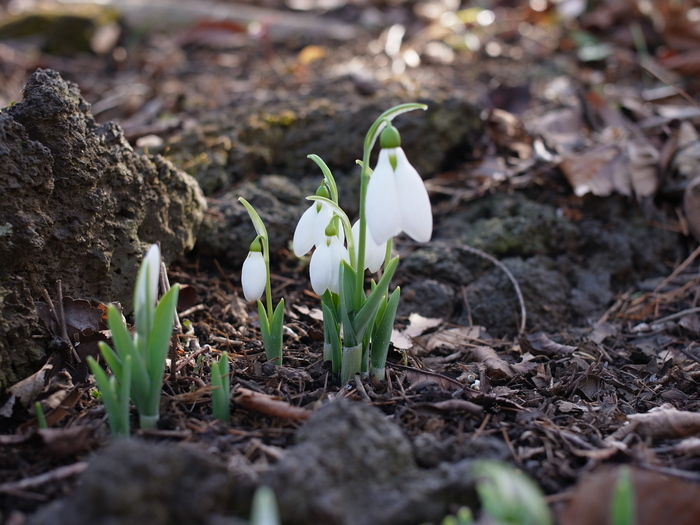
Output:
[353, 374, 371, 402]
[411, 241, 528, 335]
[0, 462, 88, 493]
[653, 243, 700, 293]
[653, 306, 700, 325]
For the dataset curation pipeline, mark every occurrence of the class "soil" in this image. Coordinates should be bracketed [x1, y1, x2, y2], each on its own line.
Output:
[2, 0, 700, 524]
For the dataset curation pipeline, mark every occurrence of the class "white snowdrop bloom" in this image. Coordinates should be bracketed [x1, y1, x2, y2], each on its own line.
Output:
[365, 148, 432, 246]
[293, 202, 334, 257]
[309, 234, 349, 296]
[241, 251, 267, 301]
[352, 220, 387, 273]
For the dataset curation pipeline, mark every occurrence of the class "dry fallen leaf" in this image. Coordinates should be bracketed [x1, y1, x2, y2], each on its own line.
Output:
[560, 465, 700, 525]
[608, 405, 700, 442]
[233, 386, 310, 421]
[559, 144, 628, 197]
[521, 332, 576, 357]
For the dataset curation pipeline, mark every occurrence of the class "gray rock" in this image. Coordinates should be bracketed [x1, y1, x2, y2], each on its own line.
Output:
[0, 69, 206, 389]
[264, 399, 479, 525]
[27, 439, 241, 525]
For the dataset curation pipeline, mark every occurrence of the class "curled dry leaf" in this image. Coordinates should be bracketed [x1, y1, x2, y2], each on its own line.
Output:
[608, 405, 700, 442]
[469, 346, 518, 381]
[521, 332, 576, 357]
[233, 386, 310, 421]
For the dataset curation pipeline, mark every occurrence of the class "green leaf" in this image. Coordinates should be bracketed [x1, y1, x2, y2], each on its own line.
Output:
[353, 256, 398, 341]
[239, 197, 269, 239]
[211, 352, 230, 422]
[340, 343, 363, 384]
[338, 262, 357, 346]
[144, 284, 179, 418]
[88, 356, 129, 436]
[104, 306, 149, 409]
[267, 299, 285, 365]
[370, 287, 400, 380]
[611, 466, 635, 525]
[321, 297, 341, 372]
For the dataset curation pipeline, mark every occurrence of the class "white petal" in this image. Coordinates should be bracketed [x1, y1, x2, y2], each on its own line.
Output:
[309, 243, 333, 296]
[293, 205, 319, 256]
[366, 149, 401, 245]
[312, 205, 334, 248]
[394, 148, 432, 242]
[352, 221, 386, 273]
[328, 236, 349, 294]
[241, 252, 267, 301]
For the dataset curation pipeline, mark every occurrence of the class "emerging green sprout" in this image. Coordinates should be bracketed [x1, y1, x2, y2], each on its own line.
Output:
[239, 198, 285, 365]
[250, 486, 281, 525]
[472, 460, 553, 525]
[210, 351, 230, 422]
[87, 244, 180, 435]
[293, 103, 430, 382]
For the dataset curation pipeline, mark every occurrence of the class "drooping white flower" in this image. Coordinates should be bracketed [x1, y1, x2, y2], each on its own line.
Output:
[310, 233, 349, 296]
[241, 240, 267, 301]
[352, 220, 387, 273]
[365, 126, 432, 245]
[293, 181, 338, 259]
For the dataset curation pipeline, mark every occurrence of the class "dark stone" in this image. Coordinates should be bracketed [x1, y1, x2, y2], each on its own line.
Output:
[0, 69, 206, 388]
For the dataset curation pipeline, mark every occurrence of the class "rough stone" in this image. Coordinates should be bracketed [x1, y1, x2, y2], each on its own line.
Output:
[26, 439, 241, 525]
[264, 399, 479, 525]
[0, 69, 206, 388]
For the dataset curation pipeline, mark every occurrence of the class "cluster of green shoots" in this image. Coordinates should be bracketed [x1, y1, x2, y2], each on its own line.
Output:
[239, 103, 431, 382]
[87, 245, 179, 436]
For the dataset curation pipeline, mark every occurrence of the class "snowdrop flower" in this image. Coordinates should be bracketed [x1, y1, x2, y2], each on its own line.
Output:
[365, 124, 432, 245]
[241, 238, 267, 301]
[352, 220, 386, 273]
[293, 186, 334, 257]
[310, 225, 349, 295]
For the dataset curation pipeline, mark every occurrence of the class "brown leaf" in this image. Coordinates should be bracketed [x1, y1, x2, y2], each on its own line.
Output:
[233, 387, 310, 421]
[626, 138, 659, 198]
[609, 405, 700, 442]
[521, 332, 576, 357]
[413, 399, 484, 418]
[400, 366, 464, 392]
[559, 144, 628, 197]
[469, 346, 518, 381]
[560, 466, 700, 525]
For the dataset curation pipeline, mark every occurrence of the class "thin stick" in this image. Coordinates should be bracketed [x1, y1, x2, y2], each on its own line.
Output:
[54, 281, 81, 363]
[654, 243, 700, 293]
[414, 241, 527, 335]
[0, 462, 88, 493]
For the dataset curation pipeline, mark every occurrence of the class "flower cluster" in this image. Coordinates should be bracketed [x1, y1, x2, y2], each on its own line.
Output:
[239, 103, 431, 381]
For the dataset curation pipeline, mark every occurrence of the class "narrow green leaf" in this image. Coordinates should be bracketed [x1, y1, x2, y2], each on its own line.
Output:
[105, 306, 149, 409]
[211, 352, 230, 422]
[338, 262, 357, 346]
[97, 341, 122, 379]
[119, 354, 132, 435]
[239, 197, 269, 239]
[322, 299, 341, 372]
[144, 284, 179, 418]
[340, 344, 363, 384]
[267, 299, 285, 365]
[88, 356, 129, 436]
[353, 256, 398, 341]
[370, 287, 400, 380]
[611, 466, 635, 525]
